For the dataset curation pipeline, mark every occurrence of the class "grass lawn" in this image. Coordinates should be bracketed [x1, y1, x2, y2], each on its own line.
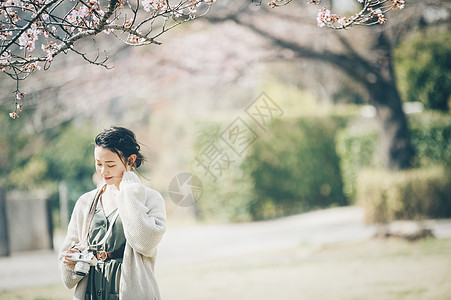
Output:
[1, 237, 450, 300]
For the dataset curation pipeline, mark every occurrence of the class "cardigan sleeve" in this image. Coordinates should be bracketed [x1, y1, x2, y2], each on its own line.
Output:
[118, 171, 167, 257]
[57, 192, 92, 289]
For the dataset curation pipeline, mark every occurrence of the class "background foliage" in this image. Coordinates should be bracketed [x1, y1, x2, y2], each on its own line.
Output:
[1, 120, 96, 227]
[191, 120, 254, 222]
[244, 117, 348, 220]
[193, 114, 350, 221]
[357, 167, 451, 223]
[395, 31, 451, 112]
[337, 111, 451, 201]
[193, 109, 451, 222]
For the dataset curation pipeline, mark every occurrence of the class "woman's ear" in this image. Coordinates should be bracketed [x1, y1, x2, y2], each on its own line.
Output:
[127, 154, 137, 167]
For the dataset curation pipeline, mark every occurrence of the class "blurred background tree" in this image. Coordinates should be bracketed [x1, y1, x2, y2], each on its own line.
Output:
[206, 0, 451, 170]
[193, 0, 451, 221]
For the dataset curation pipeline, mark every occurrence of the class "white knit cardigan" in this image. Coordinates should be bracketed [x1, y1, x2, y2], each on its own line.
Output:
[58, 172, 167, 300]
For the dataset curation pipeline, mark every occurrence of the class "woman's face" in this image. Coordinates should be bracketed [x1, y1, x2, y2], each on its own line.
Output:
[94, 146, 127, 188]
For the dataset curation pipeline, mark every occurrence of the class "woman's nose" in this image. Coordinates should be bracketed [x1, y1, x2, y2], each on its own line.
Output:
[100, 167, 107, 175]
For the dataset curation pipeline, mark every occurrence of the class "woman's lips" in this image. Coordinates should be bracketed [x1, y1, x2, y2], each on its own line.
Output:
[104, 176, 113, 181]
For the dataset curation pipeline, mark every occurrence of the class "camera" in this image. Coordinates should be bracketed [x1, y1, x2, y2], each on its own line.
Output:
[67, 251, 98, 276]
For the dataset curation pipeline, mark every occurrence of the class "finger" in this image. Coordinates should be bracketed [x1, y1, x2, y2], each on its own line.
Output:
[63, 258, 76, 265]
[63, 261, 76, 269]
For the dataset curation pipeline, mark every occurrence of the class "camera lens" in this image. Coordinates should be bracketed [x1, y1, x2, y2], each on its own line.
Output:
[75, 261, 90, 276]
[75, 271, 87, 276]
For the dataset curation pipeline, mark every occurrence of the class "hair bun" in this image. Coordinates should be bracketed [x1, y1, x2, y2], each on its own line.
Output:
[95, 127, 145, 168]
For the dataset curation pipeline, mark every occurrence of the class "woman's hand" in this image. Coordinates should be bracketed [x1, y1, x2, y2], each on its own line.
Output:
[63, 248, 80, 270]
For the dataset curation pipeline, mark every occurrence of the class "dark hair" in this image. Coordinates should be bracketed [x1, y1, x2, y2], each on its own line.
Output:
[95, 127, 145, 168]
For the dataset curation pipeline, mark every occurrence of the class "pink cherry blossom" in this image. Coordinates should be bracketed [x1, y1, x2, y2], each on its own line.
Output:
[1, 0, 406, 119]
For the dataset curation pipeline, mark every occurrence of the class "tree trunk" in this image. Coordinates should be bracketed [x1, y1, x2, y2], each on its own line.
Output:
[210, 14, 416, 170]
[367, 31, 415, 170]
[370, 81, 415, 169]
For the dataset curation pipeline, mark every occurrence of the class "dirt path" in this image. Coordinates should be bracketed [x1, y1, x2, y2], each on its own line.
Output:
[157, 206, 376, 266]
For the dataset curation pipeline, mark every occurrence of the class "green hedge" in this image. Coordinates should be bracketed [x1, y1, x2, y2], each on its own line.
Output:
[336, 129, 379, 200]
[394, 31, 451, 111]
[191, 121, 255, 222]
[244, 117, 348, 220]
[192, 116, 349, 221]
[357, 167, 451, 223]
[337, 111, 451, 200]
[193, 111, 451, 222]
[409, 112, 451, 168]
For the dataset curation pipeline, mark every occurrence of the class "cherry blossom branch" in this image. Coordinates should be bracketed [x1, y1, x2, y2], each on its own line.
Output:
[266, 0, 406, 28]
[2, 0, 405, 119]
[1, 0, 216, 118]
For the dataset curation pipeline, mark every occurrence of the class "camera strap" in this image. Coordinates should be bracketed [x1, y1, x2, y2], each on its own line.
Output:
[86, 184, 120, 249]
[87, 184, 107, 228]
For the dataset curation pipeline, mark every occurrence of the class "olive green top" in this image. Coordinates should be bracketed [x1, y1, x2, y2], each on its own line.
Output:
[85, 201, 126, 300]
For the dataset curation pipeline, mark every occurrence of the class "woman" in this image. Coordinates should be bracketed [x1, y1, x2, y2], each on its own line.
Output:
[58, 127, 166, 300]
